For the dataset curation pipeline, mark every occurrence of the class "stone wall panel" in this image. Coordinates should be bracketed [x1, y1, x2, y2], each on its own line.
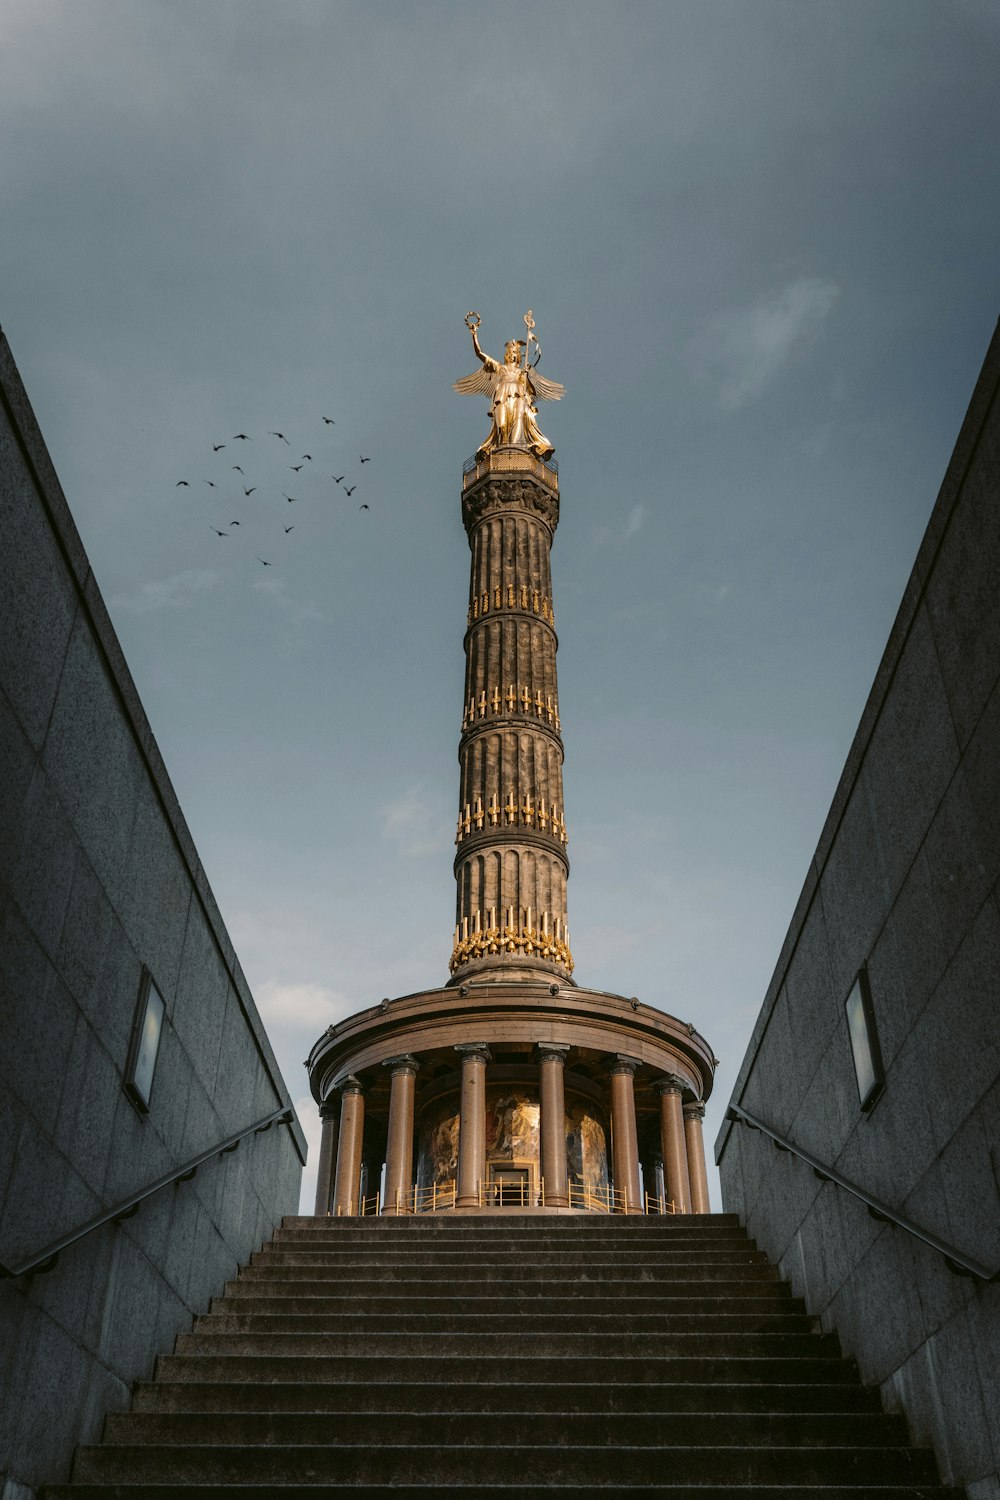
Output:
[718, 324, 1000, 1491]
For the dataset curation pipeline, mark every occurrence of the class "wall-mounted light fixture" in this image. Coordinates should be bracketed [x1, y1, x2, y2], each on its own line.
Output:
[124, 967, 165, 1113]
[845, 967, 885, 1112]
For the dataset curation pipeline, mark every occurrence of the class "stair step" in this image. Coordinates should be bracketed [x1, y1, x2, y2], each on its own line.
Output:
[194, 1310, 815, 1336]
[154, 1352, 863, 1385]
[211, 1293, 800, 1316]
[68, 1441, 942, 1485]
[223, 1275, 793, 1300]
[173, 1329, 836, 1358]
[132, 1379, 883, 1416]
[47, 1213, 952, 1496]
[279, 1212, 744, 1229]
[237, 1258, 781, 1282]
[46, 1487, 968, 1498]
[103, 1410, 908, 1447]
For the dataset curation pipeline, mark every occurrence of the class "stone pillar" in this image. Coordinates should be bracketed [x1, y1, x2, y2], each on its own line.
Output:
[455, 1043, 491, 1208]
[684, 1101, 711, 1213]
[538, 1042, 570, 1208]
[651, 1155, 666, 1213]
[313, 1097, 339, 1216]
[382, 1054, 420, 1214]
[331, 1076, 365, 1216]
[656, 1074, 693, 1215]
[608, 1056, 642, 1213]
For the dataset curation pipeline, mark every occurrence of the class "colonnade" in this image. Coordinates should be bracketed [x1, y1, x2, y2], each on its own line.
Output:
[314, 1047, 711, 1217]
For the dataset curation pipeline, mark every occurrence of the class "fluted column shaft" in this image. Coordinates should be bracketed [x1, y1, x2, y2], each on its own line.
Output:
[451, 464, 572, 983]
[657, 1075, 693, 1215]
[455, 1043, 490, 1208]
[684, 1102, 711, 1213]
[538, 1042, 570, 1208]
[313, 1098, 339, 1216]
[609, 1057, 642, 1213]
[382, 1055, 419, 1214]
[331, 1078, 365, 1216]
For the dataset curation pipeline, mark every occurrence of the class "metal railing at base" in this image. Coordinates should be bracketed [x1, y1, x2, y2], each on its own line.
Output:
[328, 1179, 677, 1217]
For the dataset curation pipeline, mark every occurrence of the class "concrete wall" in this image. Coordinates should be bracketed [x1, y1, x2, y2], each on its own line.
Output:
[716, 320, 1000, 1497]
[0, 328, 306, 1498]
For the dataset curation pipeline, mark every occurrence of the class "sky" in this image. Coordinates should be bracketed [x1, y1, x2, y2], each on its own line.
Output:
[3, 1, 999, 1212]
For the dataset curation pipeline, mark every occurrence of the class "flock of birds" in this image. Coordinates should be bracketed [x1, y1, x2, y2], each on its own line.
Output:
[174, 417, 372, 569]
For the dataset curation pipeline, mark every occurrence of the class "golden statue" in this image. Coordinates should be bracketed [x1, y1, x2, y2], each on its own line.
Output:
[454, 311, 565, 461]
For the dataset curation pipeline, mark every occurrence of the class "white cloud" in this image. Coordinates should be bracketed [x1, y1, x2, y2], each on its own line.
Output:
[592, 501, 648, 549]
[696, 276, 840, 410]
[255, 979, 351, 1031]
[112, 568, 217, 613]
[294, 1091, 324, 1214]
[623, 503, 646, 541]
[380, 786, 444, 858]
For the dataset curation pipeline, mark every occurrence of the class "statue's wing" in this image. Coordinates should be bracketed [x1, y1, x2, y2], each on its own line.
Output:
[453, 367, 497, 397]
[528, 371, 565, 402]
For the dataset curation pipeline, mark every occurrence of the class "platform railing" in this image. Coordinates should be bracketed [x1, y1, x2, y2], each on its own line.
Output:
[332, 1179, 677, 1217]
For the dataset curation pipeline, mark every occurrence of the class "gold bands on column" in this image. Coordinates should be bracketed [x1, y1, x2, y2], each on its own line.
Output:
[461, 687, 560, 732]
[467, 589, 555, 627]
[449, 909, 573, 975]
[455, 791, 567, 845]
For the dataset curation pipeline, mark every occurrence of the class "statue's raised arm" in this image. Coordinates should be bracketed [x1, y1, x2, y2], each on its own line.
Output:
[453, 310, 564, 462]
[467, 312, 498, 373]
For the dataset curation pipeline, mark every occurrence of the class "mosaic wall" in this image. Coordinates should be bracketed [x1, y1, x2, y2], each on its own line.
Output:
[415, 1085, 609, 1193]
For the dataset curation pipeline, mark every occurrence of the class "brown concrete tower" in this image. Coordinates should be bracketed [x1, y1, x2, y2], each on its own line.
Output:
[306, 310, 715, 1218]
[450, 310, 571, 985]
[449, 447, 571, 983]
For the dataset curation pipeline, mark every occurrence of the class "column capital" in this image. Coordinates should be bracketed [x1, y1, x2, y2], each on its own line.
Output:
[338, 1074, 364, 1098]
[319, 1097, 340, 1122]
[383, 1053, 421, 1077]
[655, 1072, 687, 1097]
[609, 1054, 641, 1078]
[454, 1042, 491, 1063]
[537, 1041, 571, 1064]
[683, 1100, 706, 1122]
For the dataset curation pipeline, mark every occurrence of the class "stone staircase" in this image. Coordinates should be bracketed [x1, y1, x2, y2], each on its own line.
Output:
[47, 1213, 960, 1497]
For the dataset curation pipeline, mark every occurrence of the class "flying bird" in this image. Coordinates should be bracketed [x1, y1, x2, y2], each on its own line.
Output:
[300, 454, 312, 461]
[212, 443, 226, 452]
[244, 486, 256, 496]
[284, 525, 295, 534]
[204, 481, 216, 487]
[290, 464, 304, 472]
[332, 474, 345, 484]
[270, 432, 290, 444]
[359, 503, 370, 510]
[256, 556, 272, 566]
[175, 480, 189, 487]
[232, 465, 244, 474]
[211, 527, 228, 537]
[322, 416, 335, 424]
[230, 521, 241, 526]
[233, 433, 252, 440]
[360, 455, 371, 463]
[344, 485, 356, 496]
[283, 493, 299, 503]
